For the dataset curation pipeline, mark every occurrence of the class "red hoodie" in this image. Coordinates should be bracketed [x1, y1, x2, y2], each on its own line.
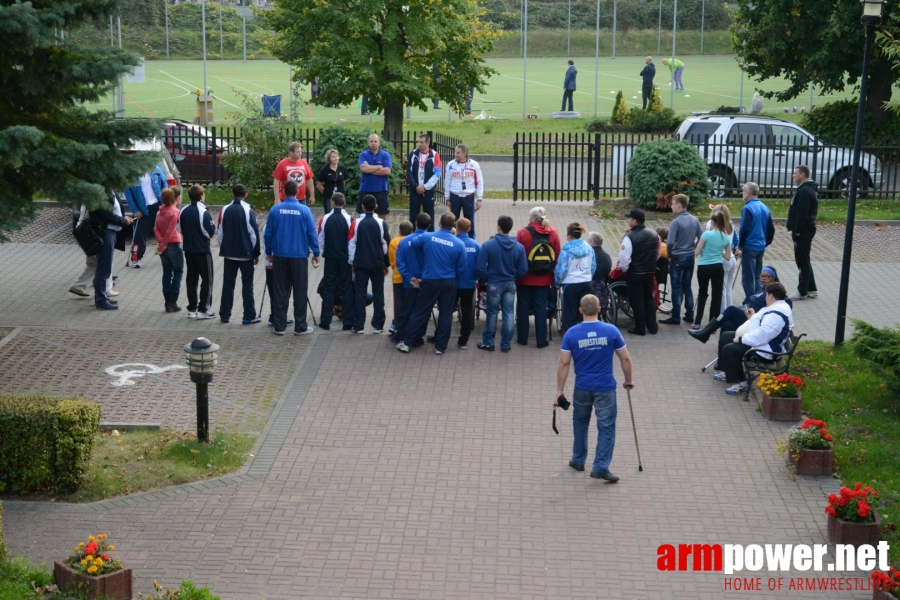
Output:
[516, 222, 561, 286]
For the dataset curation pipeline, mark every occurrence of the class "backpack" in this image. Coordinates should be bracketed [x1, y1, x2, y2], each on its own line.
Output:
[525, 225, 556, 274]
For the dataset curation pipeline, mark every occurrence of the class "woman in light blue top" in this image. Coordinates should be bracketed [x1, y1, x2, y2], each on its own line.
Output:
[692, 210, 733, 329]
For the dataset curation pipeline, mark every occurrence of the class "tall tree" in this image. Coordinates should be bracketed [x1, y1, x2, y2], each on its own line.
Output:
[0, 0, 160, 238]
[261, 0, 499, 134]
[731, 0, 897, 121]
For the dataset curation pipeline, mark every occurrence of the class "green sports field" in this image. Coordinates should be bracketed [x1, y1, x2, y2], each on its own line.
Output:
[90, 56, 864, 124]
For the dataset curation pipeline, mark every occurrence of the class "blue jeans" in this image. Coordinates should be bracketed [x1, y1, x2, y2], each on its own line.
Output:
[741, 249, 765, 301]
[482, 280, 516, 350]
[669, 255, 695, 322]
[571, 388, 617, 473]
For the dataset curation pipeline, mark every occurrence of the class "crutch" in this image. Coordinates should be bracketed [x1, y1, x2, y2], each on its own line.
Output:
[625, 388, 644, 472]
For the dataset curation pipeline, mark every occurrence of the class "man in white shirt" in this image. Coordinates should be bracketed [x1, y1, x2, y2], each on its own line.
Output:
[444, 144, 484, 239]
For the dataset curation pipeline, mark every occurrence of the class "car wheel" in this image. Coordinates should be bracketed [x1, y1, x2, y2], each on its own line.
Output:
[829, 168, 869, 200]
[708, 167, 735, 199]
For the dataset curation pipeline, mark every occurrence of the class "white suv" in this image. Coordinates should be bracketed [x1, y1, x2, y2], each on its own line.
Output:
[676, 115, 882, 199]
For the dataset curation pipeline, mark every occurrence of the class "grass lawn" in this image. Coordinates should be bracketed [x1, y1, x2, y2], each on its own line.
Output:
[791, 341, 900, 565]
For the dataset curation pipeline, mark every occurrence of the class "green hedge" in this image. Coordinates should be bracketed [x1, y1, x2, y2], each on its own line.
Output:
[0, 395, 101, 494]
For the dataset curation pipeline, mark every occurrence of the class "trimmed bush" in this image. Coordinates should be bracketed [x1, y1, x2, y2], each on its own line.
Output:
[0, 395, 101, 494]
[799, 100, 900, 145]
[626, 138, 709, 209]
[310, 126, 402, 207]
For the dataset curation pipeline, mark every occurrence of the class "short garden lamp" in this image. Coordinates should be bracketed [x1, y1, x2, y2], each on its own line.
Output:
[860, 0, 885, 26]
[184, 337, 219, 443]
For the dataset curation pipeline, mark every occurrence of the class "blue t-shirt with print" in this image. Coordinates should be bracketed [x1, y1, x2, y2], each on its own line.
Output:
[358, 149, 392, 193]
[561, 321, 626, 392]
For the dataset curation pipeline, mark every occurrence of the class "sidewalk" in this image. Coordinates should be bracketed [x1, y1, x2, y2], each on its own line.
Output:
[1, 201, 895, 599]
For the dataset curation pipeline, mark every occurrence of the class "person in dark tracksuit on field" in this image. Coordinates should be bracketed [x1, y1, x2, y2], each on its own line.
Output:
[396, 212, 467, 356]
[180, 184, 218, 319]
[640, 57, 656, 110]
[393, 213, 431, 345]
[348, 194, 391, 334]
[317, 192, 355, 330]
[217, 184, 261, 325]
[264, 180, 320, 336]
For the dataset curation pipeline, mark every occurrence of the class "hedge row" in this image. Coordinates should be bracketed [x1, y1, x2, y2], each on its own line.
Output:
[0, 395, 101, 495]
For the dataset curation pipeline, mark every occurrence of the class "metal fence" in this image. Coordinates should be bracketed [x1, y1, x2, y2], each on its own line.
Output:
[513, 131, 900, 202]
[162, 126, 461, 196]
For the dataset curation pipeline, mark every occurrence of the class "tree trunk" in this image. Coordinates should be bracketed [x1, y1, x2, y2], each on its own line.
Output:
[382, 101, 404, 142]
[867, 62, 893, 124]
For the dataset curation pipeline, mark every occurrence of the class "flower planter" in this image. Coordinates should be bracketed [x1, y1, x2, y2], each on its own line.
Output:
[54, 561, 132, 600]
[787, 444, 833, 476]
[827, 512, 881, 548]
[761, 392, 802, 422]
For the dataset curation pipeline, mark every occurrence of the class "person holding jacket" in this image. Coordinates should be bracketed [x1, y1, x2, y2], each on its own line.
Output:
[153, 187, 184, 313]
[217, 184, 261, 325]
[264, 180, 320, 336]
[639, 57, 656, 110]
[393, 213, 431, 345]
[348, 194, 391, 334]
[516, 207, 562, 348]
[476, 215, 528, 353]
[736, 182, 775, 300]
[662, 57, 685, 91]
[561, 60, 577, 111]
[407, 134, 442, 232]
[124, 165, 167, 268]
[455, 218, 481, 349]
[397, 212, 467, 356]
[90, 191, 133, 310]
[180, 184, 218, 320]
[787, 165, 819, 300]
[554, 222, 597, 333]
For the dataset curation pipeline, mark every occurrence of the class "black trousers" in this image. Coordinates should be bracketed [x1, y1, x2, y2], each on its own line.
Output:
[561, 89, 574, 112]
[626, 272, 658, 335]
[394, 286, 419, 342]
[409, 191, 436, 232]
[220, 259, 256, 321]
[562, 281, 592, 332]
[642, 83, 653, 110]
[132, 202, 159, 262]
[457, 287, 475, 345]
[272, 256, 308, 333]
[94, 228, 118, 304]
[695, 262, 724, 326]
[793, 227, 817, 295]
[320, 258, 353, 326]
[353, 266, 386, 331]
[185, 252, 214, 313]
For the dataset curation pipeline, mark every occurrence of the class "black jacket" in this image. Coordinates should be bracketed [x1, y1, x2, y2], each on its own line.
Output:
[786, 180, 818, 236]
[180, 200, 217, 254]
[640, 63, 656, 86]
[218, 198, 260, 260]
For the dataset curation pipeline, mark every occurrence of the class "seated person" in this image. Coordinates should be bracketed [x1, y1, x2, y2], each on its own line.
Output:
[713, 282, 794, 395]
[688, 266, 790, 343]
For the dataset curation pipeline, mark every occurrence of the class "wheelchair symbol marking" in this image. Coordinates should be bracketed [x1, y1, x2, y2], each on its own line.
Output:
[105, 363, 187, 387]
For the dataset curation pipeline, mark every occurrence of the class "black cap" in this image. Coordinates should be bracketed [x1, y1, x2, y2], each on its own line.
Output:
[623, 208, 646, 222]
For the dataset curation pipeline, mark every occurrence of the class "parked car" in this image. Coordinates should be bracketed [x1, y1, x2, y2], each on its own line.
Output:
[161, 119, 231, 184]
[675, 115, 883, 199]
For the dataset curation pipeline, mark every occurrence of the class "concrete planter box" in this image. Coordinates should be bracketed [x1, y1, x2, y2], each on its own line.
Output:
[54, 561, 132, 600]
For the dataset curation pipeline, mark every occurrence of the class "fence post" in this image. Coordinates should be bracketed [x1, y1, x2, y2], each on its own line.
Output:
[513, 133, 518, 205]
[592, 133, 601, 201]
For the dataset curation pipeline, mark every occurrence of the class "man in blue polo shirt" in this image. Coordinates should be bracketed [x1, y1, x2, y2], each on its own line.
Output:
[357, 133, 393, 216]
[556, 294, 634, 482]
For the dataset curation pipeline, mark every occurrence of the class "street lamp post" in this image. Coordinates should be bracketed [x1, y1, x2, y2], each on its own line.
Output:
[184, 337, 220, 443]
[835, 0, 885, 347]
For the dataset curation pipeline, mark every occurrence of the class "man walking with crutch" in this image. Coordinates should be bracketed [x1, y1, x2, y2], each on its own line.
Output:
[555, 294, 634, 482]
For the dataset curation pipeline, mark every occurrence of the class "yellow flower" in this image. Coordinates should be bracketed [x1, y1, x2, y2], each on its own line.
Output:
[109, 545, 115, 550]
[87, 566, 98, 574]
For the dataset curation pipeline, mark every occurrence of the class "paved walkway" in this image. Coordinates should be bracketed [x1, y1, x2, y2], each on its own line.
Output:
[2, 202, 897, 599]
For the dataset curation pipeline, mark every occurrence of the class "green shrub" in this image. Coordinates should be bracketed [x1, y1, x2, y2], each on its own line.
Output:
[309, 126, 402, 207]
[847, 321, 900, 396]
[0, 395, 101, 494]
[611, 91, 630, 125]
[627, 107, 681, 133]
[799, 100, 900, 145]
[626, 138, 709, 209]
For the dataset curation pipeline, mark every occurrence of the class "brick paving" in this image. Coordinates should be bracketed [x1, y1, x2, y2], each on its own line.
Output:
[1, 202, 896, 599]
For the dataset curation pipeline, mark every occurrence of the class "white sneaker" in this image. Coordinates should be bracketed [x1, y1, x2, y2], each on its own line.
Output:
[294, 327, 314, 336]
[195, 311, 217, 320]
[807, 291, 818, 299]
[396, 342, 410, 353]
[187, 311, 197, 319]
[788, 290, 807, 300]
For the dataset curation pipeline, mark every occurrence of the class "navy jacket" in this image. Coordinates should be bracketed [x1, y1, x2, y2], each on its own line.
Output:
[179, 201, 216, 254]
[264, 197, 319, 259]
[476, 234, 528, 284]
[409, 228, 467, 281]
[218, 198, 260, 260]
[348, 213, 390, 270]
[456, 233, 481, 289]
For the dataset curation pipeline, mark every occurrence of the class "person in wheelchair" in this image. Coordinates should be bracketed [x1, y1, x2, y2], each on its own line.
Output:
[688, 266, 791, 344]
[714, 281, 793, 395]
